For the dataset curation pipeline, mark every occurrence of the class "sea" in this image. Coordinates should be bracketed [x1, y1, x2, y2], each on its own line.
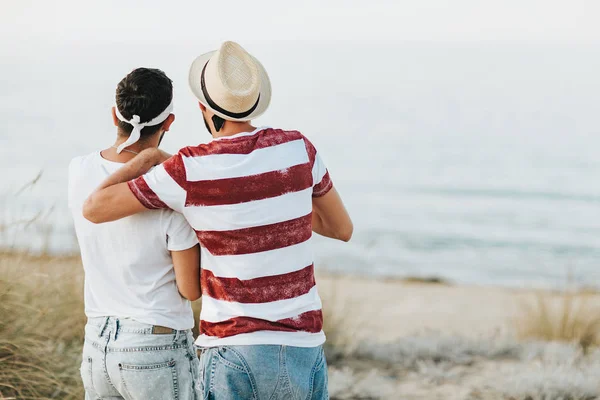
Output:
[1, 40, 599, 288]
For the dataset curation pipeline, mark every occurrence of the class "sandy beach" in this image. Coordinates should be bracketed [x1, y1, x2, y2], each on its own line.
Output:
[318, 274, 538, 341]
[317, 273, 600, 399]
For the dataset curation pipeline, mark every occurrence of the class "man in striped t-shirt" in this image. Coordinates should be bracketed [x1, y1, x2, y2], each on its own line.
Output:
[84, 41, 353, 399]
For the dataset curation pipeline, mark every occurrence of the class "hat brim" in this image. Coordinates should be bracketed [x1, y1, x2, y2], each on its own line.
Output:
[188, 50, 272, 122]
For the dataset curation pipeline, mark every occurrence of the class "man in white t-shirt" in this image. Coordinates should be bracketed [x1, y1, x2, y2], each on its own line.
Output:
[68, 68, 201, 400]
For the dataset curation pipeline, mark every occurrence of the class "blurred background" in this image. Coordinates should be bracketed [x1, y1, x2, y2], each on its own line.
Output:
[3, 2, 600, 399]
[1, 0, 599, 288]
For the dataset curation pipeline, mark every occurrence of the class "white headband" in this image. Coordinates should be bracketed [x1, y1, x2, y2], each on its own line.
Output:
[114, 100, 174, 153]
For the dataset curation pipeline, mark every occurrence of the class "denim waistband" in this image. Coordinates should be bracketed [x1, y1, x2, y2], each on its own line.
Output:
[87, 316, 189, 338]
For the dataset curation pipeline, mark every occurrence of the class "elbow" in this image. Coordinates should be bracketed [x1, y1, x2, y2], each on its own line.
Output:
[189, 290, 202, 301]
[82, 197, 101, 224]
[181, 290, 201, 301]
[337, 221, 354, 242]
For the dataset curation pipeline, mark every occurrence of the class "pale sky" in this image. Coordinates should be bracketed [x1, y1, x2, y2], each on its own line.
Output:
[2, 0, 600, 44]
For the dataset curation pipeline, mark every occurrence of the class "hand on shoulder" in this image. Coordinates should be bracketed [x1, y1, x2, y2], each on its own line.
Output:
[137, 148, 172, 166]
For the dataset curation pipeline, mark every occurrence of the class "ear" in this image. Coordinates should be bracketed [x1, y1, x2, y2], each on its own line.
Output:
[198, 102, 206, 111]
[111, 107, 119, 127]
[161, 114, 176, 132]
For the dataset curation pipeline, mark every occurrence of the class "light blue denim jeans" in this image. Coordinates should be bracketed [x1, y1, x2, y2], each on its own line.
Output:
[81, 317, 200, 400]
[196, 345, 328, 400]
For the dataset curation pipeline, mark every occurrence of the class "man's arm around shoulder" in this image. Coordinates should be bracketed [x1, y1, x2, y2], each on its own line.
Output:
[83, 148, 169, 223]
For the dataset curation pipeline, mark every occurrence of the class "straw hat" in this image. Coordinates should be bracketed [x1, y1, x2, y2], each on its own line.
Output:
[189, 41, 271, 122]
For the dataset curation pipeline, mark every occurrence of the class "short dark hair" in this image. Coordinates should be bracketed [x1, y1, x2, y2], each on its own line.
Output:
[115, 68, 173, 137]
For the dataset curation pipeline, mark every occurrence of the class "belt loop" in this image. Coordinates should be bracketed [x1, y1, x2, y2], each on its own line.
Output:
[114, 319, 120, 341]
[173, 329, 180, 343]
[99, 316, 110, 338]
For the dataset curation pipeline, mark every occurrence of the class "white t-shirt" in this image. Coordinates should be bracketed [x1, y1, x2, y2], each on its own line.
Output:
[68, 151, 198, 330]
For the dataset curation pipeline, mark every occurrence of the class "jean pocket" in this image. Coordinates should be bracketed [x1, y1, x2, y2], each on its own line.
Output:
[212, 347, 257, 399]
[119, 359, 179, 400]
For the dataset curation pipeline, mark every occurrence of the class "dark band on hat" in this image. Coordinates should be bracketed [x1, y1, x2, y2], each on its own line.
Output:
[201, 62, 260, 119]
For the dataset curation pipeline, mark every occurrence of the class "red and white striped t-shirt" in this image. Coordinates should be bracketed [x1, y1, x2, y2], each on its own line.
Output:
[128, 127, 333, 347]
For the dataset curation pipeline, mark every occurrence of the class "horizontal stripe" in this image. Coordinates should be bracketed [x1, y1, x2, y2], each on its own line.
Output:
[184, 188, 312, 232]
[199, 309, 323, 338]
[304, 137, 317, 166]
[128, 177, 168, 210]
[197, 213, 312, 256]
[202, 264, 315, 304]
[194, 329, 326, 348]
[200, 285, 322, 323]
[313, 171, 333, 198]
[200, 239, 314, 280]
[312, 152, 328, 186]
[181, 128, 303, 158]
[142, 163, 188, 213]
[161, 154, 188, 189]
[182, 139, 309, 181]
[185, 163, 313, 207]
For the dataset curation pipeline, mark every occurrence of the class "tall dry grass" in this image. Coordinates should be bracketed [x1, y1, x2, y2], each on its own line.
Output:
[0, 172, 60, 255]
[515, 291, 600, 353]
[0, 252, 210, 399]
[0, 252, 85, 399]
[319, 276, 366, 364]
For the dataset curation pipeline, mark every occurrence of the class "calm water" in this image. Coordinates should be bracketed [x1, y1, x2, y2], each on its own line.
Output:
[1, 41, 599, 288]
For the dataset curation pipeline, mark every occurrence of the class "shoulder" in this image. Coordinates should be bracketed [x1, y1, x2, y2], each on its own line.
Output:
[256, 128, 313, 153]
[68, 152, 98, 178]
[178, 144, 208, 158]
[68, 153, 89, 170]
[275, 129, 318, 160]
[265, 128, 313, 146]
[256, 128, 318, 162]
[262, 127, 306, 141]
[67, 152, 99, 206]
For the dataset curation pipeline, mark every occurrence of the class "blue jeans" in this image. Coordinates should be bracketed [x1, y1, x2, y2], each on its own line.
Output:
[196, 345, 328, 400]
[81, 317, 200, 400]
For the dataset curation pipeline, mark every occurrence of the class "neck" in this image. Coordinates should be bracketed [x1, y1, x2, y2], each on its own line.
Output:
[100, 133, 160, 163]
[212, 121, 256, 139]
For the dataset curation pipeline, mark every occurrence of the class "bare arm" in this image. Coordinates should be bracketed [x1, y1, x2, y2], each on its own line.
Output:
[171, 244, 201, 301]
[312, 186, 353, 242]
[83, 148, 169, 223]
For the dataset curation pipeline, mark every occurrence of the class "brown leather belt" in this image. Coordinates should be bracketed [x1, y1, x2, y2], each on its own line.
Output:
[151, 325, 177, 335]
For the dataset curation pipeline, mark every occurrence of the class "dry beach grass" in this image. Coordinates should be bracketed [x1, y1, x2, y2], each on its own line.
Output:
[515, 291, 600, 352]
[1, 252, 600, 399]
[323, 276, 600, 400]
[0, 252, 84, 399]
